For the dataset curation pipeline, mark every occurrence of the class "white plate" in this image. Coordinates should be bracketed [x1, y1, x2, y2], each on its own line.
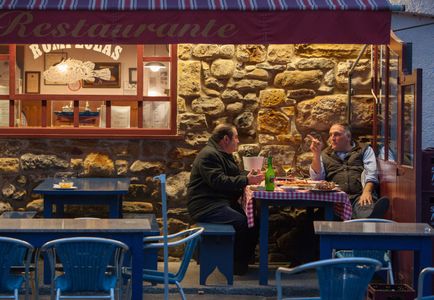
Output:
[281, 185, 314, 191]
[309, 188, 340, 193]
[53, 184, 77, 190]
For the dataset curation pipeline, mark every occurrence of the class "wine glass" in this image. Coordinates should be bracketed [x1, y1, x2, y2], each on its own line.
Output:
[282, 163, 293, 178]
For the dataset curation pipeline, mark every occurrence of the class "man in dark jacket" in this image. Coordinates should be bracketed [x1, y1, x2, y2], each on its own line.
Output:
[309, 123, 389, 219]
[187, 124, 264, 275]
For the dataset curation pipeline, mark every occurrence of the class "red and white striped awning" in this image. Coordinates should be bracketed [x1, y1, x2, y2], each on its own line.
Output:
[0, 0, 394, 44]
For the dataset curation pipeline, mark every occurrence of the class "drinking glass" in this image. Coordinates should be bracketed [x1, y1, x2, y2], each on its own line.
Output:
[282, 163, 293, 178]
[54, 171, 75, 187]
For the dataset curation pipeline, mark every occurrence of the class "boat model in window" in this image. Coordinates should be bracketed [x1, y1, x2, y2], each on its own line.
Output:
[54, 111, 100, 126]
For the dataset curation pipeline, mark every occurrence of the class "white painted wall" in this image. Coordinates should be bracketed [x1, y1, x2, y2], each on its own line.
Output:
[390, 0, 434, 149]
[24, 45, 137, 95]
[390, 0, 434, 16]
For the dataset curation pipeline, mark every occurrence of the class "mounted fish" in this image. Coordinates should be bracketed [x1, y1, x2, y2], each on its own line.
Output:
[43, 58, 111, 84]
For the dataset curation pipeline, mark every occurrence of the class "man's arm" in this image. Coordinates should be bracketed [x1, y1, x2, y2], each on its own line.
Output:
[308, 135, 325, 180]
[358, 146, 379, 206]
[199, 154, 263, 191]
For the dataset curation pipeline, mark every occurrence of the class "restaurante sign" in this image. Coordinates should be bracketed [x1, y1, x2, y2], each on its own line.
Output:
[28, 44, 124, 60]
[0, 9, 391, 45]
[0, 11, 239, 44]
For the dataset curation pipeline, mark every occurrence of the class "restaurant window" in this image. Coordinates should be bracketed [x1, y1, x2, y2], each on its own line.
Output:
[0, 44, 178, 138]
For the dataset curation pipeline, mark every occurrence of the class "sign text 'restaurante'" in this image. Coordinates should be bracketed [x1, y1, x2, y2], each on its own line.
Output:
[0, 11, 238, 41]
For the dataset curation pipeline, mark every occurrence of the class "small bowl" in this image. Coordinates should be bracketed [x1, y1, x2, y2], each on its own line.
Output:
[59, 181, 74, 188]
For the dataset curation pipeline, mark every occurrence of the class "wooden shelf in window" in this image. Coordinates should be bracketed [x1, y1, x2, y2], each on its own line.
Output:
[0, 128, 183, 139]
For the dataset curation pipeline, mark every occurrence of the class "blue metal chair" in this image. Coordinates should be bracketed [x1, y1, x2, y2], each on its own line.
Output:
[124, 227, 204, 300]
[416, 267, 434, 300]
[39, 237, 129, 300]
[0, 237, 33, 300]
[276, 257, 382, 300]
[334, 218, 395, 284]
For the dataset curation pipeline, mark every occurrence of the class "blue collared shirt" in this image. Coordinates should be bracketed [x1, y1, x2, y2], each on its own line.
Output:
[309, 145, 379, 185]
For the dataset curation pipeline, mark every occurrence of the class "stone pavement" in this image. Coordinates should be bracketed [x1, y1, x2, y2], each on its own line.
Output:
[34, 261, 319, 299]
[140, 261, 319, 299]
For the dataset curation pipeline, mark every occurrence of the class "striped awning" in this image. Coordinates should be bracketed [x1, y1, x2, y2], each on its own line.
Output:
[0, 0, 394, 44]
[0, 0, 393, 11]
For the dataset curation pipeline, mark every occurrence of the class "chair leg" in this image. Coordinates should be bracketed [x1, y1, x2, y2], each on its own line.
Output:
[175, 281, 186, 300]
[387, 263, 395, 285]
[110, 288, 115, 300]
[14, 288, 18, 300]
[125, 278, 131, 300]
[56, 289, 60, 300]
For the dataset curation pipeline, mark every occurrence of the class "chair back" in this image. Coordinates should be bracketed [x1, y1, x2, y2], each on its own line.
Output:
[345, 219, 395, 266]
[143, 227, 204, 282]
[41, 237, 128, 292]
[417, 267, 434, 300]
[174, 228, 203, 281]
[0, 237, 33, 292]
[315, 258, 381, 300]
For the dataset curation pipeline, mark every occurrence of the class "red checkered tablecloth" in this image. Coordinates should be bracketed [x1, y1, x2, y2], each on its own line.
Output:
[242, 186, 352, 228]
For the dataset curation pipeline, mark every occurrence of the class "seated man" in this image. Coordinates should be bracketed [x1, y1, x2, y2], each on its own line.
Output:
[308, 123, 389, 219]
[187, 124, 264, 275]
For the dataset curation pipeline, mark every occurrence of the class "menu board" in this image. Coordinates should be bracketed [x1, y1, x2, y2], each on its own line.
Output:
[143, 101, 169, 128]
[99, 105, 131, 128]
[0, 101, 8, 127]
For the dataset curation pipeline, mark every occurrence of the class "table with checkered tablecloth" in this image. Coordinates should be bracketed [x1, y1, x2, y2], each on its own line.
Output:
[242, 186, 352, 227]
[242, 186, 352, 285]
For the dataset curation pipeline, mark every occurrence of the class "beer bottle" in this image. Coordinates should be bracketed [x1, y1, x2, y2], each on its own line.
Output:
[265, 156, 275, 191]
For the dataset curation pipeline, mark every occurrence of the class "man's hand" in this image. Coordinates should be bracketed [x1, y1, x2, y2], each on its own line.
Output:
[358, 190, 373, 206]
[358, 182, 375, 206]
[247, 169, 264, 185]
[307, 134, 322, 175]
[307, 134, 322, 156]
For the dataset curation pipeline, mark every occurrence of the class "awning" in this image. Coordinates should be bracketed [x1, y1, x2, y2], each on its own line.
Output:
[0, 0, 394, 44]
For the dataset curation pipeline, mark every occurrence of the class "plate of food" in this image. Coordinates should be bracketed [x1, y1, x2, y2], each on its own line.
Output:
[249, 185, 265, 191]
[53, 183, 77, 190]
[309, 181, 339, 192]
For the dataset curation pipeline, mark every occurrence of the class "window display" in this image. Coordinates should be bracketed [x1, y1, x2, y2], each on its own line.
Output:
[0, 44, 177, 137]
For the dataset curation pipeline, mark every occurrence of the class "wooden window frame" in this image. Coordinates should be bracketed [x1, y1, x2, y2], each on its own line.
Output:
[0, 44, 181, 139]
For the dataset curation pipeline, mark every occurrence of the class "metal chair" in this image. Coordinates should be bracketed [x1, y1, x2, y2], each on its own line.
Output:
[276, 257, 382, 300]
[334, 218, 395, 284]
[124, 227, 204, 300]
[416, 267, 434, 300]
[39, 237, 129, 300]
[0, 236, 34, 300]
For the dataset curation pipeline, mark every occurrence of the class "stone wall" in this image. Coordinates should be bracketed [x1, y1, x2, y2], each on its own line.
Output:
[0, 43, 374, 264]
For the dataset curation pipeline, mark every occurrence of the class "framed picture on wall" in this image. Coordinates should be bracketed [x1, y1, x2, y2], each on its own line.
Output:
[25, 71, 40, 94]
[128, 68, 137, 84]
[83, 62, 121, 88]
[44, 52, 68, 85]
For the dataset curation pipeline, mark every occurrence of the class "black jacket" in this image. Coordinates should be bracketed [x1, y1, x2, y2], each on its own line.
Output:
[187, 138, 248, 220]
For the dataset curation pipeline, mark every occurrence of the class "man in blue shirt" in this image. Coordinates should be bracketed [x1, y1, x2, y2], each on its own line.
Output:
[309, 123, 389, 219]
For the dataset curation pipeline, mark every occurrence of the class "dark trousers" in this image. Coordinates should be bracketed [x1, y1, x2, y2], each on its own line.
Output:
[350, 193, 378, 219]
[195, 202, 258, 266]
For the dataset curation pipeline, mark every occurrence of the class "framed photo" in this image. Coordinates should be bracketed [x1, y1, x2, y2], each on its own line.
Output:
[44, 52, 68, 85]
[128, 68, 137, 84]
[25, 71, 40, 94]
[83, 62, 121, 88]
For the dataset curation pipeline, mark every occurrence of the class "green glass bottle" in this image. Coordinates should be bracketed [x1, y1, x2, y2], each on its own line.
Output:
[265, 156, 275, 191]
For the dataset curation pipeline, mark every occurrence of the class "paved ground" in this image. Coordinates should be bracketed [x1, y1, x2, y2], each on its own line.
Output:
[32, 261, 319, 299]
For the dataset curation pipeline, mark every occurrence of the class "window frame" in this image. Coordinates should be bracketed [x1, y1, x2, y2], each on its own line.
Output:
[0, 44, 180, 139]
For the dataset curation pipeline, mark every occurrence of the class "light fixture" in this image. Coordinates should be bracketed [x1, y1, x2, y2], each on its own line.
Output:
[145, 62, 166, 72]
[144, 45, 166, 72]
